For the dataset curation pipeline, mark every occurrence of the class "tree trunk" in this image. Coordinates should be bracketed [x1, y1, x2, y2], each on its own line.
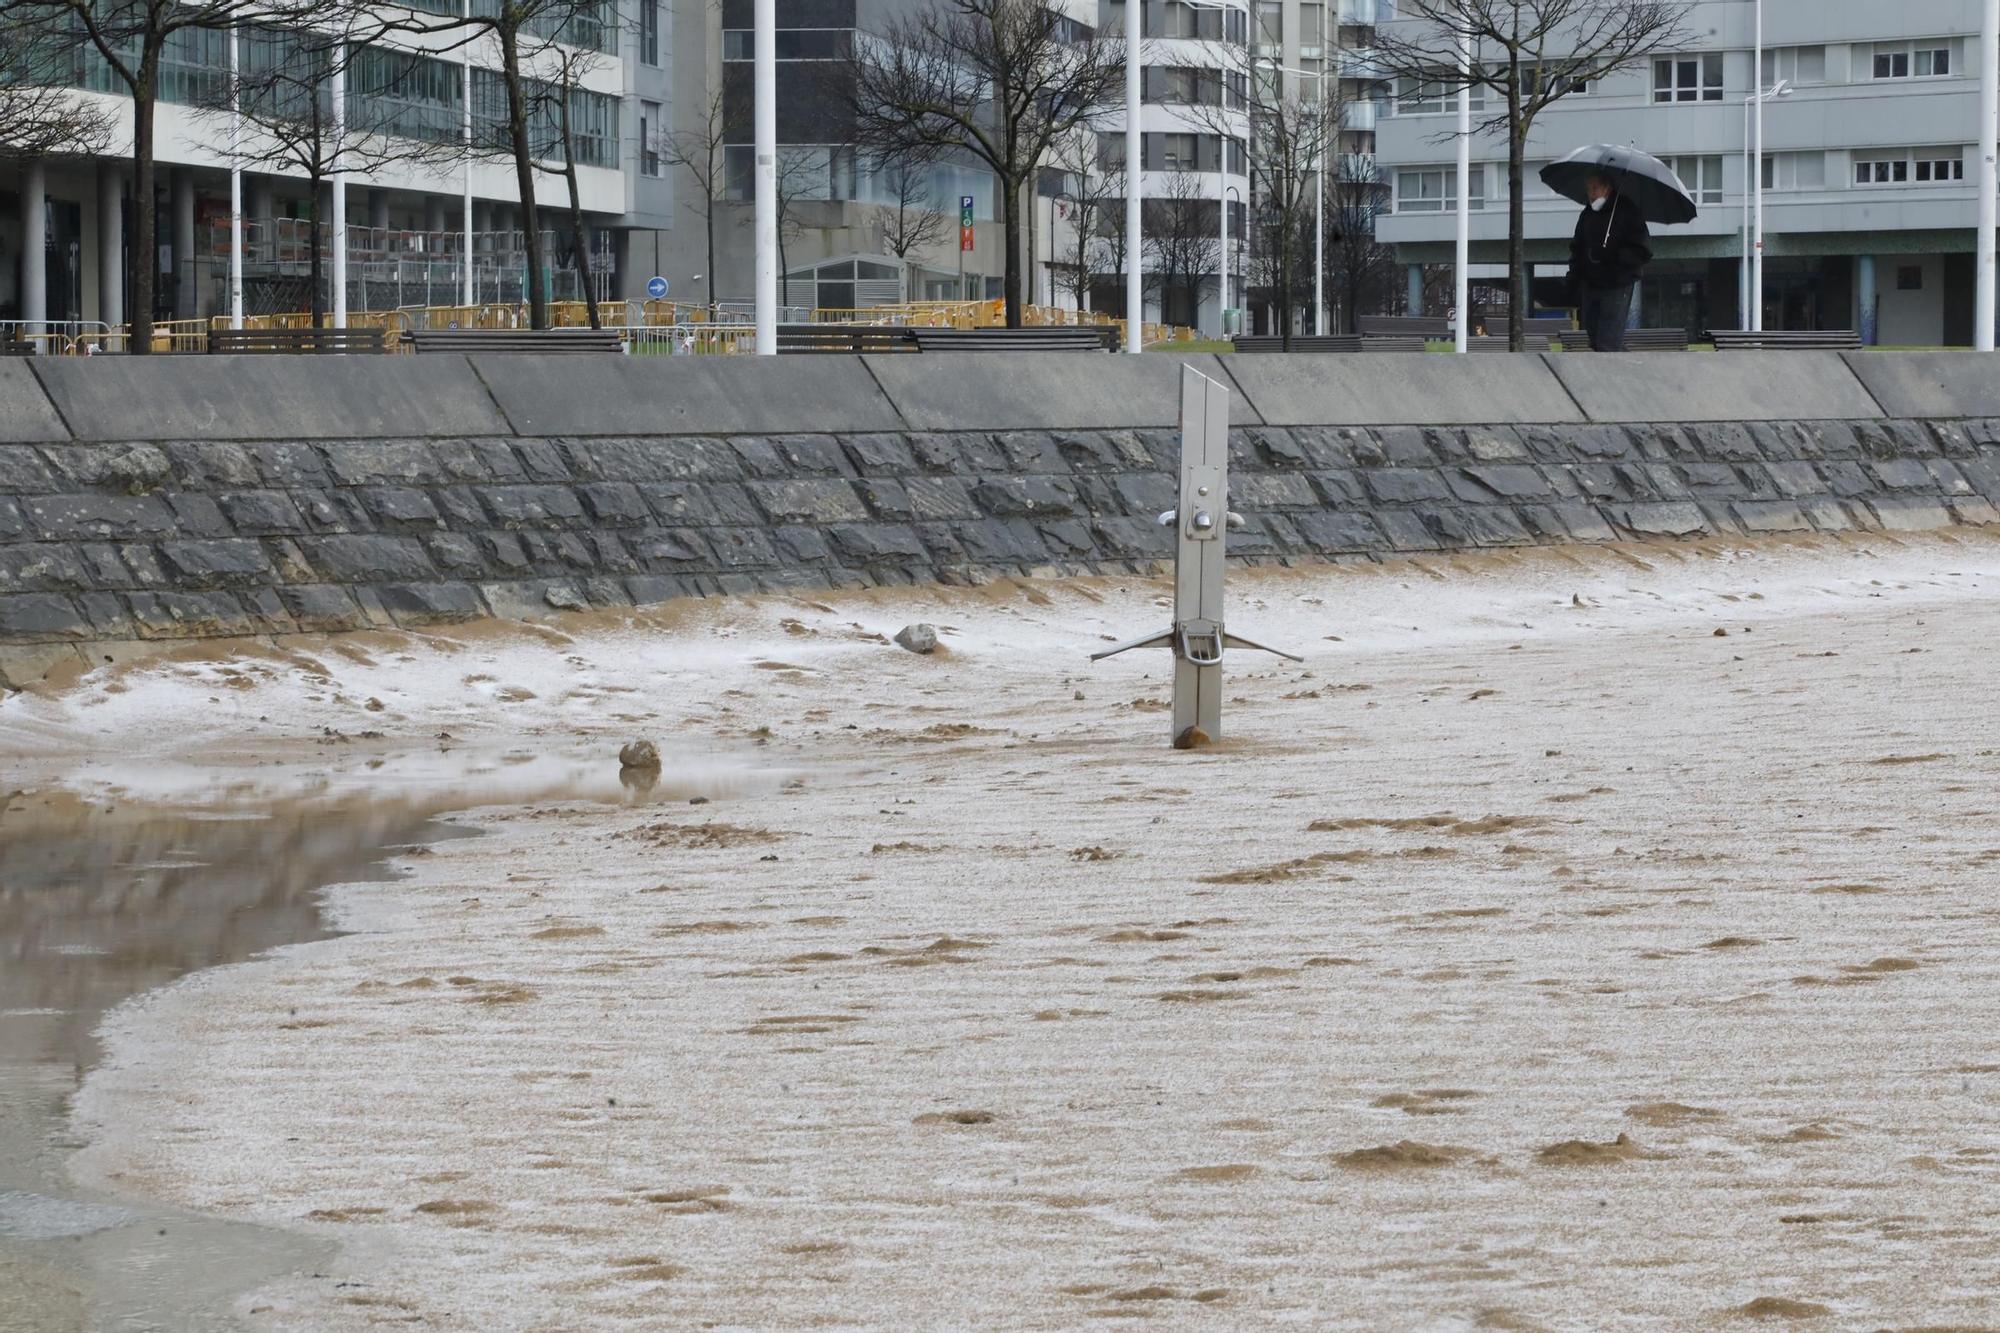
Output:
[703, 176, 715, 315]
[309, 174, 325, 328]
[1277, 207, 1294, 349]
[557, 94, 600, 329]
[499, 29, 546, 328]
[129, 67, 157, 353]
[1001, 172, 1022, 327]
[1507, 62, 1525, 351]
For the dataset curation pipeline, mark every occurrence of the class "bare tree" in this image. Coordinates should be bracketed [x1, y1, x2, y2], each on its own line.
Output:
[842, 0, 1125, 327]
[531, 44, 607, 327]
[4, 0, 327, 350]
[1185, 49, 1332, 346]
[386, 0, 618, 328]
[873, 152, 949, 300]
[194, 33, 453, 327]
[1142, 171, 1217, 330]
[0, 22, 114, 159]
[1371, 0, 1692, 347]
[657, 87, 728, 311]
[773, 148, 816, 312]
[1324, 151, 1399, 333]
[1047, 132, 1117, 312]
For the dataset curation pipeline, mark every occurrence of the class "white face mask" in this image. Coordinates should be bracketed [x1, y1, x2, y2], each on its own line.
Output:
[1589, 196, 1608, 212]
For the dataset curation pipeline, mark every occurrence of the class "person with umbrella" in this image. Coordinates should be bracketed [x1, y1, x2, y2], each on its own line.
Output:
[1540, 146, 1698, 352]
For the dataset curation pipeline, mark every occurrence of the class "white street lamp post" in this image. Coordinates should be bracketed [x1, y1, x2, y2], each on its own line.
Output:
[461, 0, 474, 307]
[331, 46, 347, 328]
[1124, 0, 1142, 352]
[1752, 0, 1763, 332]
[1978, 0, 1998, 350]
[1740, 77, 1787, 332]
[1454, 26, 1469, 353]
[1221, 183, 1240, 337]
[228, 25, 242, 329]
[753, 0, 776, 353]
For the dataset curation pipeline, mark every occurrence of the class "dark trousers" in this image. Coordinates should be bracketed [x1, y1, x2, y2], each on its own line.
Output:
[1579, 282, 1635, 351]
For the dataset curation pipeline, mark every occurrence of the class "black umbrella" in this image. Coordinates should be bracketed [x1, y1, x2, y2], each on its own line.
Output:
[1540, 144, 1698, 224]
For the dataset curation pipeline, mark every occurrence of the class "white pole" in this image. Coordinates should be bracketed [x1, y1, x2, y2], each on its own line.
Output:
[1740, 94, 1751, 331]
[228, 26, 243, 329]
[1124, 0, 1142, 353]
[1751, 0, 1762, 332]
[753, 0, 776, 353]
[1454, 26, 1470, 353]
[1978, 0, 1998, 350]
[462, 0, 474, 308]
[332, 47, 347, 329]
[1313, 71, 1324, 336]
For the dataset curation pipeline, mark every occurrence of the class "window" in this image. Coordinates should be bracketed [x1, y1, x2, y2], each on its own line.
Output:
[1155, 1, 1223, 40]
[1396, 166, 1482, 213]
[1853, 158, 1908, 185]
[1395, 71, 1481, 115]
[1144, 65, 1220, 105]
[1161, 132, 1196, 170]
[1255, 1, 1281, 51]
[639, 100, 662, 176]
[1870, 42, 1951, 80]
[1915, 155, 1965, 182]
[1665, 154, 1722, 205]
[1760, 45, 1824, 86]
[1299, 3, 1322, 55]
[1897, 266, 1923, 291]
[640, 0, 659, 65]
[1761, 151, 1825, 191]
[1653, 53, 1722, 102]
[721, 28, 852, 60]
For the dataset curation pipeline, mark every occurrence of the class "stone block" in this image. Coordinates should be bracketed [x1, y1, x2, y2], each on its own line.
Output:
[0, 445, 60, 491]
[293, 489, 374, 533]
[1109, 474, 1176, 515]
[1948, 497, 2000, 526]
[0, 497, 24, 540]
[482, 531, 534, 572]
[1841, 351, 2000, 419]
[625, 575, 702, 606]
[1802, 500, 1856, 531]
[248, 441, 331, 487]
[906, 433, 964, 473]
[306, 534, 437, 581]
[1458, 426, 1533, 461]
[479, 485, 587, 528]
[704, 526, 781, 569]
[1548, 352, 1880, 422]
[126, 591, 260, 639]
[75, 591, 134, 636]
[1037, 520, 1097, 556]
[1364, 468, 1451, 505]
[954, 519, 1052, 564]
[867, 353, 1233, 430]
[1549, 503, 1619, 543]
[44, 443, 172, 491]
[376, 582, 487, 625]
[771, 526, 834, 562]
[0, 544, 93, 592]
[433, 487, 486, 528]
[1731, 501, 1813, 533]
[118, 544, 167, 587]
[970, 476, 1078, 518]
[1368, 426, 1441, 466]
[357, 486, 444, 530]
[640, 481, 762, 527]
[0, 592, 88, 639]
[274, 585, 364, 633]
[1608, 502, 1709, 537]
[1925, 460, 1973, 495]
[1089, 517, 1167, 560]
[1246, 427, 1309, 467]
[1865, 498, 1954, 531]
[1370, 508, 1441, 550]
[1676, 462, 1743, 493]
[841, 433, 920, 474]
[1054, 430, 1151, 472]
[1761, 462, 1824, 499]
[1230, 472, 1319, 509]
[1448, 465, 1553, 502]
[512, 440, 571, 482]
[567, 437, 744, 483]
[476, 355, 904, 436]
[156, 539, 273, 586]
[1420, 506, 1533, 547]
[1224, 353, 1577, 425]
[1853, 420, 1939, 459]
[576, 482, 652, 525]
[0, 643, 88, 688]
[748, 478, 871, 524]
[166, 495, 232, 539]
[1818, 460, 1877, 498]
[828, 524, 928, 563]
[219, 490, 307, 535]
[0, 362, 68, 443]
[426, 533, 487, 576]
[622, 529, 707, 567]
[1290, 510, 1386, 553]
[324, 441, 443, 485]
[24, 494, 178, 541]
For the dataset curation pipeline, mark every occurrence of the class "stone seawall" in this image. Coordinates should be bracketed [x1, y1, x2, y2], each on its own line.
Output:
[3, 350, 1999, 686]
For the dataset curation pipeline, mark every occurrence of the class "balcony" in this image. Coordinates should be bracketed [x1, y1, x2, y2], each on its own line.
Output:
[1340, 48, 1386, 80]
[1341, 99, 1378, 131]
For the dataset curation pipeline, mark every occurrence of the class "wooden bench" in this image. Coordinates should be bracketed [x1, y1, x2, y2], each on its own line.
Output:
[1467, 334, 1551, 353]
[1709, 329, 1862, 351]
[1360, 336, 1429, 353]
[1606, 327, 1691, 351]
[1, 337, 37, 356]
[208, 326, 386, 354]
[777, 324, 917, 354]
[1359, 315, 1450, 338]
[1231, 334, 1364, 353]
[908, 326, 1118, 353]
[405, 328, 625, 354]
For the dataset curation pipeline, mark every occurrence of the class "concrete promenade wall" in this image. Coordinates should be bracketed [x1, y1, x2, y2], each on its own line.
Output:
[4, 350, 2000, 686]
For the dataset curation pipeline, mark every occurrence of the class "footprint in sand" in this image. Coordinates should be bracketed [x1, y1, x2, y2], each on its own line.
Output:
[1729, 1296, 1832, 1320]
[1536, 1133, 1653, 1165]
[1334, 1141, 1475, 1170]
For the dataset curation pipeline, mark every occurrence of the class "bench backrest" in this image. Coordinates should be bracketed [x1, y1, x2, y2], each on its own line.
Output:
[1620, 328, 1691, 350]
[406, 328, 624, 353]
[208, 327, 386, 354]
[1231, 334, 1364, 353]
[776, 324, 915, 353]
[1358, 315, 1451, 337]
[909, 326, 1117, 352]
[1709, 329, 1861, 349]
[1359, 336, 1428, 353]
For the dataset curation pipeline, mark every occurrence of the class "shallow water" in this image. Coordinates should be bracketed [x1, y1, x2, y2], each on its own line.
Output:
[0, 743, 779, 1331]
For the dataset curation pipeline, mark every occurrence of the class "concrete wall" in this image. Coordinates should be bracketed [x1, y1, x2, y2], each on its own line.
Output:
[5, 351, 2000, 687]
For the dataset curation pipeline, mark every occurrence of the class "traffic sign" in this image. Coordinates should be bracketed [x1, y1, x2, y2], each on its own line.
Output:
[960, 195, 975, 253]
[646, 275, 669, 299]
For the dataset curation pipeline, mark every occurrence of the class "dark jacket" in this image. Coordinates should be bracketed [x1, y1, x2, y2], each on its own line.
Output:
[1568, 193, 1652, 292]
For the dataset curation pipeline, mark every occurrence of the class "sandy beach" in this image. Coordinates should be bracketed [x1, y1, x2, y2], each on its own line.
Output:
[11, 532, 2000, 1329]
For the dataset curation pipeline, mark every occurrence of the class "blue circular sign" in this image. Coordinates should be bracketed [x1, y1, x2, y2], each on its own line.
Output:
[646, 275, 669, 299]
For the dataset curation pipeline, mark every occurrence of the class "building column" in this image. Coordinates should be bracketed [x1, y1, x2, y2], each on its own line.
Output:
[172, 168, 197, 319]
[368, 188, 390, 232]
[1857, 254, 1877, 346]
[96, 162, 122, 330]
[423, 195, 447, 236]
[20, 161, 47, 336]
[1407, 263, 1424, 316]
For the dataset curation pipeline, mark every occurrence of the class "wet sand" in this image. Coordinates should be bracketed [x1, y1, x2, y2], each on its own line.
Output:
[12, 533, 2000, 1328]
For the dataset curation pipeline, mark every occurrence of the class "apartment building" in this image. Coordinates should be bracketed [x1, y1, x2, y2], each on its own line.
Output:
[1373, 0, 1996, 344]
[0, 4, 669, 330]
